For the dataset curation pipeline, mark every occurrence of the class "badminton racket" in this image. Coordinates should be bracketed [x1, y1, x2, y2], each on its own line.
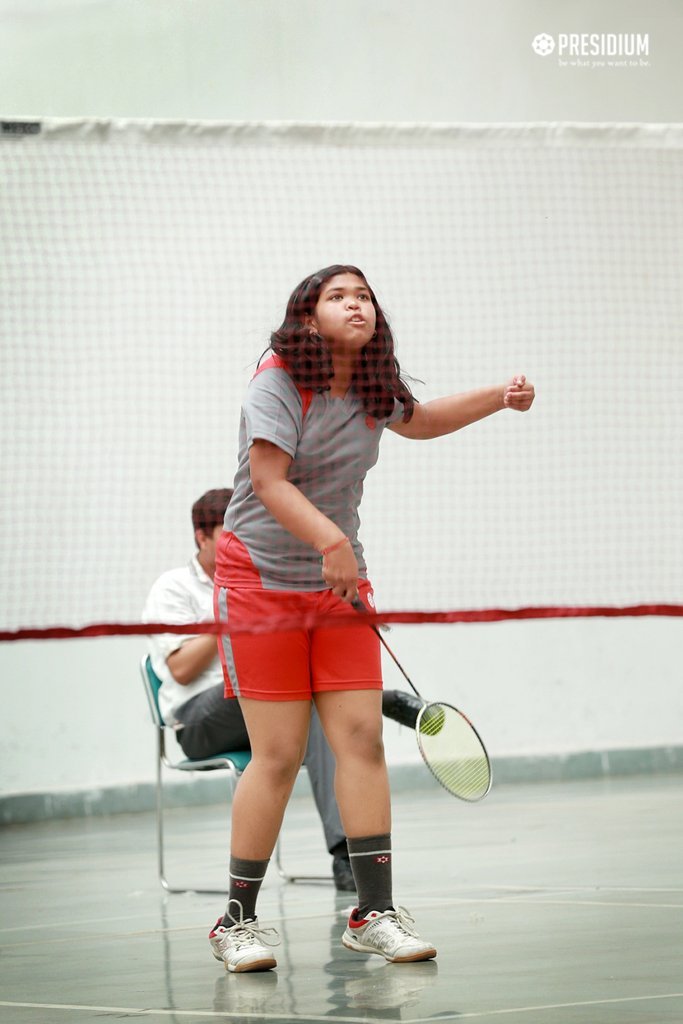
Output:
[352, 598, 492, 801]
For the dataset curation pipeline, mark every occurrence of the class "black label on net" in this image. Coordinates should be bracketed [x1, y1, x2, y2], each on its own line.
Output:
[1, 121, 42, 136]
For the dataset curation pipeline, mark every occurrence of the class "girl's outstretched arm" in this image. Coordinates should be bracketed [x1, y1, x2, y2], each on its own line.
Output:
[389, 375, 535, 440]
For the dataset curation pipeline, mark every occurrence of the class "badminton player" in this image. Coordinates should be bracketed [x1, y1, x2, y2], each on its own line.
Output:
[209, 265, 535, 972]
[144, 487, 424, 893]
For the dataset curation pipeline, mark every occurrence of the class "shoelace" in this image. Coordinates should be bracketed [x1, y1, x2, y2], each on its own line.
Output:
[221, 906, 280, 950]
[383, 906, 419, 938]
[227, 920, 280, 950]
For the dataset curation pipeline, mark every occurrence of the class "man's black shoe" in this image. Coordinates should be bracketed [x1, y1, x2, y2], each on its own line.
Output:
[382, 689, 425, 730]
[332, 852, 356, 893]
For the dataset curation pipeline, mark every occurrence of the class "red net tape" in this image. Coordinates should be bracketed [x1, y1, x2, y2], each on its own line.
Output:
[2, 604, 682, 642]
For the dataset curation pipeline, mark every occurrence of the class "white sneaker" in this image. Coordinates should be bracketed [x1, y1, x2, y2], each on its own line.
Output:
[342, 906, 437, 963]
[209, 912, 279, 973]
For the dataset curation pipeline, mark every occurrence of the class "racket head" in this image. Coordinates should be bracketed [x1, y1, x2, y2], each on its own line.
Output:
[415, 702, 492, 802]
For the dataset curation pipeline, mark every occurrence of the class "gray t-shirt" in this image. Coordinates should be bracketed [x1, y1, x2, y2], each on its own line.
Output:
[224, 358, 404, 590]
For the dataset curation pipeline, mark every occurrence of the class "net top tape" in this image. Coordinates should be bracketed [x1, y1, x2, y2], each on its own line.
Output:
[3, 118, 683, 149]
[2, 605, 682, 643]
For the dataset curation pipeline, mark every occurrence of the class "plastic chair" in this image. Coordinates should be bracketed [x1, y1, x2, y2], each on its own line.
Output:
[140, 655, 330, 893]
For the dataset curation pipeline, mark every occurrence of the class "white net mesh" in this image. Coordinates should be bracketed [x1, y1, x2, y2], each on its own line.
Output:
[1, 120, 682, 632]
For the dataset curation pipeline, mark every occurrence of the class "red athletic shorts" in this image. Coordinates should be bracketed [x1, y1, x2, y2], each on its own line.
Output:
[213, 579, 382, 701]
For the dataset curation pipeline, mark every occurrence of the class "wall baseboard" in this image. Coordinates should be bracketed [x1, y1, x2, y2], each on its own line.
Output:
[2, 745, 682, 826]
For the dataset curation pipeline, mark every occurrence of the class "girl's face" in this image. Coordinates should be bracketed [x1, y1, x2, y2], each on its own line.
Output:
[308, 273, 377, 353]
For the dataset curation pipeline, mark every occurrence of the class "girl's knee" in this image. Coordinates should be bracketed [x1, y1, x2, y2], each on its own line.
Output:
[339, 722, 385, 763]
[251, 744, 306, 784]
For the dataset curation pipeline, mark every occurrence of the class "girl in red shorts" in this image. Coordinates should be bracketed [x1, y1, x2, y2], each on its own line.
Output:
[209, 264, 535, 972]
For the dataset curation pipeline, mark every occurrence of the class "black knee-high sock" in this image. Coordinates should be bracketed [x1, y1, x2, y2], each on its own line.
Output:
[347, 834, 393, 919]
[222, 855, 269, 926]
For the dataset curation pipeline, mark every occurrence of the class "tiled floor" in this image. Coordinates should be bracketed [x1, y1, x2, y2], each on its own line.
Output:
[1, 773, 682, 1023]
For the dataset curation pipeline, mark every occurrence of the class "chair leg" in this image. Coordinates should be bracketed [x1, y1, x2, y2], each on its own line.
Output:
[156, 731, 173, 893]
[154, 745, 331, 892]
[274, 832, 333, 886]
[155, 736, 228, 896]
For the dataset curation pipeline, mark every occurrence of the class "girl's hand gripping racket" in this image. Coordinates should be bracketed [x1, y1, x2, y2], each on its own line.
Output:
[352, 599, 492, 802]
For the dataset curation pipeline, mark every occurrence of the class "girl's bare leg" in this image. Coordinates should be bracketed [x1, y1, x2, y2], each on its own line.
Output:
[231, 698, 312, 859]
[313, 689, 390, 836]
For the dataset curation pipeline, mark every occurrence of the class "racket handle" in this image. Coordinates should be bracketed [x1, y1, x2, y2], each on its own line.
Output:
[351, 596, 370, 616]
[351, 596, 383, 635]
[351, 598, 423, 700]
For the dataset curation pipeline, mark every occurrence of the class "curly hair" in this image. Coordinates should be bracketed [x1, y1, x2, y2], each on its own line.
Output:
[268, 265, 415, 421]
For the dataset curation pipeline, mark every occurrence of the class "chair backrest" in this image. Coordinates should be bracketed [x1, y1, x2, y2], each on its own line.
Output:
[139, 653, 252, 772]
[141, 655, 165, 729]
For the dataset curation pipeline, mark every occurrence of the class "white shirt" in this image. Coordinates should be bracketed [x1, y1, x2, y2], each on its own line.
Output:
[142, 555, 222, 725]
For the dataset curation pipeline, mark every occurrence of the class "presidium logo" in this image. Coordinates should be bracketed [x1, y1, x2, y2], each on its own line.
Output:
[532, 34, 556, 56]
[532, 32, 650, 68]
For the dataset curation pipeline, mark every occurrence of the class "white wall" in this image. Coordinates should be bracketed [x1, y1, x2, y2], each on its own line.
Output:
[2, 616, 682, 797]
[0, 0, 680, 122]
[1, 0, 682, 804]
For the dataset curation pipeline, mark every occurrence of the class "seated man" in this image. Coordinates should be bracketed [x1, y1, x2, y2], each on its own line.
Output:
[143, 488, 423, 892]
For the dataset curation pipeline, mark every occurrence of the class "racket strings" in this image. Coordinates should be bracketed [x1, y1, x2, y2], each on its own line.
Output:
[416, 703, 491, 801]
[430, 756, 491, 800]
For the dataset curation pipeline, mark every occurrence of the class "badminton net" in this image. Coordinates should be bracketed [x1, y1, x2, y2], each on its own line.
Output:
[1, 119, 682, 637]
